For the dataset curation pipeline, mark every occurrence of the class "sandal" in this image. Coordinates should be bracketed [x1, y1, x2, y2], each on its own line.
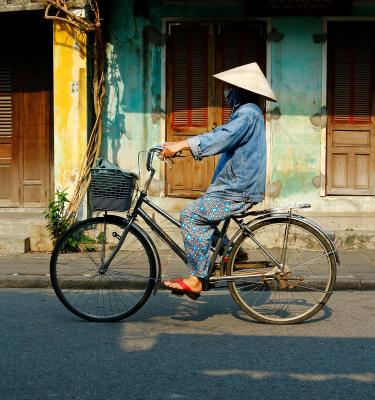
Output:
[166, 277, 201, 301]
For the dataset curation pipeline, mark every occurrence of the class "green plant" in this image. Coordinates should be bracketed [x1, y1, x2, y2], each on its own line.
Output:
[67, 232, 97, 252]
[45, 189, 72, 246]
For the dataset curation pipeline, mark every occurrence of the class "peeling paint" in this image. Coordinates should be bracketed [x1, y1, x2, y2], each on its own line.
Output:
[144, 26, 164, 47]
[268, 181, 282, 198]
[53, 21, 87, 196]
[267, 28, 284, 42]
[270, 106, 281, 120]
[151, 106, 161, 123]
[310, 106, 327, 127]
[312, 175, 321, 188]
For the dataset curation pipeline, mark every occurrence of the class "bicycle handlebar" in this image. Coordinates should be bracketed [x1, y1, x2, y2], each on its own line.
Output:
[146, 145, 183, 171]
[146, 145, 164, 171]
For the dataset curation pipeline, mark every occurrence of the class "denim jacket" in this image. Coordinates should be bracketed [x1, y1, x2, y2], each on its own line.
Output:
[187, 103, 266, 203]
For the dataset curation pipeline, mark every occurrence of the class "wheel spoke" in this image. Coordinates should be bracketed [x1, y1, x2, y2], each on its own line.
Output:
[289, 250, 336, 272]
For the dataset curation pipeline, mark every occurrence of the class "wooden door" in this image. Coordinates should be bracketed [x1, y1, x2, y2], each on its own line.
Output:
[327, 22, 375, 195]
[166, 22, 266, 198]
[0, 12, 52, 207]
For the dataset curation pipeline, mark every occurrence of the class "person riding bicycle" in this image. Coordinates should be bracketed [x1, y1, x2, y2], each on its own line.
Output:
[161, 62, 277, 299]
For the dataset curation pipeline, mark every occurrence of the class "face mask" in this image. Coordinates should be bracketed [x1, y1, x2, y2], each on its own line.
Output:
[224, 87, 237, 108]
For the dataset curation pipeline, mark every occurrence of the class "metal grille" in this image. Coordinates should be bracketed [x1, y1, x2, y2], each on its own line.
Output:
[91, 168, 137, 212]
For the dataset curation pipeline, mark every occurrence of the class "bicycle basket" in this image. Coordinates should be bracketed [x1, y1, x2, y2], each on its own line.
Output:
[91, 163, 138, 212]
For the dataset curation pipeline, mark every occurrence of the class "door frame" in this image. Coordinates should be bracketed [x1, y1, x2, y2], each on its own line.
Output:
[321, 16, 375, 197]
[160, 16, 272, 206]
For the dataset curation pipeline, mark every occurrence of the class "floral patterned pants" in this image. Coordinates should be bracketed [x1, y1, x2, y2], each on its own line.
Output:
[180, 195, 250, 278]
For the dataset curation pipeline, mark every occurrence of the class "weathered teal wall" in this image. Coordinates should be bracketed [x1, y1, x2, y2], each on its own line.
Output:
[269, 16, 323, 207]
[103, 0, 160, 171]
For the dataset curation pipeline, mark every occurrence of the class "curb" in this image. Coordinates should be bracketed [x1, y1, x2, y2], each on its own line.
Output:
[0, 276, 52, 289]
[1, 275, 375, 291]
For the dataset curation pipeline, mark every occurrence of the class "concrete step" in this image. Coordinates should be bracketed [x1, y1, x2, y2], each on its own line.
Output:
[0, 212, 52, 252]
[0, 236, 30, 253]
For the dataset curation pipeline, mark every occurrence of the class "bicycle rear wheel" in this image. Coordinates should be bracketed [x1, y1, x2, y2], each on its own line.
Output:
[50, 216, 156, 322]
[227, 216, 337, 324]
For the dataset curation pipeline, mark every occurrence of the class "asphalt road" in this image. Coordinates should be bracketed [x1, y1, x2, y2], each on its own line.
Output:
[0, 289, 374, 400]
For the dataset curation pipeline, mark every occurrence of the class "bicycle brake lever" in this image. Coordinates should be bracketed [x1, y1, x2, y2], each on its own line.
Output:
[165, 158, 174, 168]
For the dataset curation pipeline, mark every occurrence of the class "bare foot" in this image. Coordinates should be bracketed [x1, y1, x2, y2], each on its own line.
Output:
[164, 275, 202, 293]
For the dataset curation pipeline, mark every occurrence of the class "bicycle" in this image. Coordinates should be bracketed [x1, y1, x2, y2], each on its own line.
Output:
[50, 146, 340, 324]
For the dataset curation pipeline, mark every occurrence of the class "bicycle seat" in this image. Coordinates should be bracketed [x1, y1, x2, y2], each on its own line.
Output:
[231, 203, 254, 217]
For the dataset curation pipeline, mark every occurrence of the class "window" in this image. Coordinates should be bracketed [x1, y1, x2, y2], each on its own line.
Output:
[327, 22, 375, 195]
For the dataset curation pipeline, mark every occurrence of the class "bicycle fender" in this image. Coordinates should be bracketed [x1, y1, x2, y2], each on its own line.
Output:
[229, 213, 340, 267]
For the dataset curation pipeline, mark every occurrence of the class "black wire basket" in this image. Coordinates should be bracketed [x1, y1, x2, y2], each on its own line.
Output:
[91, 167, 138, 212]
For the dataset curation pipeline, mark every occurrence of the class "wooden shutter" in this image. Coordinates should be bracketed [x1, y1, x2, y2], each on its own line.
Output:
[0, 56, 12, 137]
[327, 22, 375, 195]
[166, 22, 266, 198]
[216, 24, 266, 124]
[171, 30, 209, 129]
[166, 23, 215, 198]
[0, 52, 17, 206]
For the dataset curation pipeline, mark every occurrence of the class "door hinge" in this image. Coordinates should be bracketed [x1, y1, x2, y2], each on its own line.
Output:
[313, 34, 327, 44]
[168, 23, 180, 35]
[200, 23, 214, 35]
[217, 23, 229, 35]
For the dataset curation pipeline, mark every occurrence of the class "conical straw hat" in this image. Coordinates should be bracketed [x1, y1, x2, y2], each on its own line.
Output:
[213, 62, 277, 102]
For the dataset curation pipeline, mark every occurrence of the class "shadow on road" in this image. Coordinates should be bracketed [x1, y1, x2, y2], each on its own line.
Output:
[0, 289, 373, 400]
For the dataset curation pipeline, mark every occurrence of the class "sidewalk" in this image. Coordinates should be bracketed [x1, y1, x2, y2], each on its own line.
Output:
[0, 249, 374, 290]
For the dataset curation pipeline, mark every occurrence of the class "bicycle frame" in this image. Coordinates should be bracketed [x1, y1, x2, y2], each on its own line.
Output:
[124, 189, 288, 286]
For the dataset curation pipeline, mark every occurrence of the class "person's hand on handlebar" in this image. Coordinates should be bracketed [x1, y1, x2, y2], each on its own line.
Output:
[160, 140, 190, 160]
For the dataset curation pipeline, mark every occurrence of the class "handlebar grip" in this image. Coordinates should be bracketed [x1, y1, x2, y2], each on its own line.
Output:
[146, 145, 164, 171]
[150, 145, 164, 153]
[146, 151, 154, 171]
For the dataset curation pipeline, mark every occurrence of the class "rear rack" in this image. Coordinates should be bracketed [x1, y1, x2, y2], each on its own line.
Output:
[237, 203, 311, 218]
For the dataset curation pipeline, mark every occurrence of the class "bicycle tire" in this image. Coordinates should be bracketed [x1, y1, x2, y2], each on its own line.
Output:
[50, 215, 157, 322]
[226, 216, 337, 324]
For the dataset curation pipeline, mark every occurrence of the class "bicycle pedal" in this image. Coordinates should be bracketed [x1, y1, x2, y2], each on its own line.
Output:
[170, 289, 184, 297]
[201, 281, 217, 291]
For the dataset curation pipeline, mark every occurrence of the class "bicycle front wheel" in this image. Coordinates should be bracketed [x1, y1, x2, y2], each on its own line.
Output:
[50, 216, 157, 322]
[227, 216, 337, 324]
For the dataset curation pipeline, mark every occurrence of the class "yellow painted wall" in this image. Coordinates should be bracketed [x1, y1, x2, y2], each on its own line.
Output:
[53, 21, 87, 197]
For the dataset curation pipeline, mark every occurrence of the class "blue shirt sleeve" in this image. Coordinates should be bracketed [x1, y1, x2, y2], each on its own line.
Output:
[187, 108, 258, 160]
